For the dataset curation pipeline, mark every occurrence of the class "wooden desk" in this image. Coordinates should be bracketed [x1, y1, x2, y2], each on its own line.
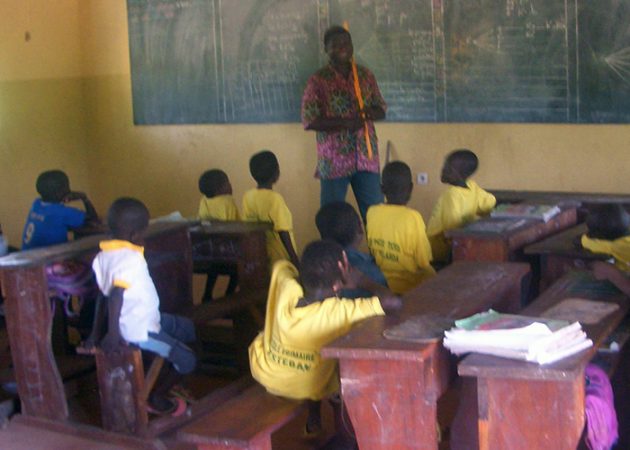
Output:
[188, 221, 270, 292]
[0, 221, 192, 422]
[524, 223, 608, 291]
[457, 271, 629, 450]
[490, 189, 630, 207]
[447, 207, 577, 262]
[321, 261, 530, 450]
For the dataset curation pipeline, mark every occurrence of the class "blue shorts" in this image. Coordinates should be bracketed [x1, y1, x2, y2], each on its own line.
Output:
[135, 313, 197, 374]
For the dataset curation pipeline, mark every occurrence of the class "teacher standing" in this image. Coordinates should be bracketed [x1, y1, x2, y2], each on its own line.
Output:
[301, 25, 387, 222]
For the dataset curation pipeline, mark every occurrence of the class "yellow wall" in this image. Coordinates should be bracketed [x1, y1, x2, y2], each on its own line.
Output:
[2, 0, 630, 251]
[0, 0, 90, 245]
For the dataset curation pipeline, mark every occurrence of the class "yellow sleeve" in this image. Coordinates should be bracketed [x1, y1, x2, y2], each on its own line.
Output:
[476, 187, 497, 215]
[198, 197, 210, 220]
[582, 235, 614, 255]
[270, 194, 293, 232]
[413, 213, 434, 269]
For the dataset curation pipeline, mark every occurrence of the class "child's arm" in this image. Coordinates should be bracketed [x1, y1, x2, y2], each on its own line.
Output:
[592, 261, 630, 296]
[279, 231, 300, 269]
[345, 267, 402, 312]
[64, 191, 99, 223]
[99, 287, 126, 352]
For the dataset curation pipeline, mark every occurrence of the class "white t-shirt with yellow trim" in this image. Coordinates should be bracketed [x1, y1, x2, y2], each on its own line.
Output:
[366, 203, 435, 294]
[427, 180, 496, 262]
[92, 239, 161, 343]
[198, 195, 240, 221]
[242, 188, 296, 264]
[249, 261, 384, 401]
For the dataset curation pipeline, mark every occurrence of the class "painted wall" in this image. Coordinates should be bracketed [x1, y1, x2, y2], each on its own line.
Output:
[0, 0, 91, 245]
[2, 0, 629, 252]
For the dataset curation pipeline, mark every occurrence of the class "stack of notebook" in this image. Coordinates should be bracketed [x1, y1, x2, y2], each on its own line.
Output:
[491, 203, 561, 222]
[443, 309, 592, 365]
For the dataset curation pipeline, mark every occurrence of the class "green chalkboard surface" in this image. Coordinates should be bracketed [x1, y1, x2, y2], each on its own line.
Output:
[127, 0, 630, 124]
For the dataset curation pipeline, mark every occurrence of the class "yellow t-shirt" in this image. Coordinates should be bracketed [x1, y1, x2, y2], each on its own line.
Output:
[249, 261, 384, 400]
[198, 195, 240, 221]
[427, 180, 496, 262]
[366, 204, 435, 294]
[581, 234, 630, 273]
[242, 188, 296, 264]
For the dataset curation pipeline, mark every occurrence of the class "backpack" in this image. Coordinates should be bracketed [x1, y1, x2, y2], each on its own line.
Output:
[584, 363, 618, 450]
[46, 260, 98, 317]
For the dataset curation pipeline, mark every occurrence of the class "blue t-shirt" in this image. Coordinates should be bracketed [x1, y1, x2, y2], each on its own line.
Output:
[22, 199, 85, 250]
[341, 246, 389, 298]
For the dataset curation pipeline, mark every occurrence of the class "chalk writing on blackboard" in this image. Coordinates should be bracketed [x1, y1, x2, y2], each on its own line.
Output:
[126, 0, 630, 124]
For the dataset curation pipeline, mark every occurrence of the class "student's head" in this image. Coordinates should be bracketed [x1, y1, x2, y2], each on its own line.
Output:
[36, 170, 70, 203]
[324, 25, 353, 66]
[300, 240, 347, 293]
[381, 161, 413, 205]
[198, 169, 231, 198]
[441, 149, 479, 185]
[315, 202, 363, 248]
[586, 204, 630, 240]
[107, 197, 150, 243]
[249, 150, 279, 186]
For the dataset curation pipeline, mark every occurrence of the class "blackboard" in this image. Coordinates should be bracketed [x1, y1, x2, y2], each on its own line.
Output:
[127, 0, 630, 124]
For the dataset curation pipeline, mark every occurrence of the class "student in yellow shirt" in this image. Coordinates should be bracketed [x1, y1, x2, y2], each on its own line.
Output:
[198, 169, 240, 221]
[366, 161, 435, 294]
[249, 240, 400, 439]
[242, 150, 299, 268]
[427, 149, 496, 264]
[580, 204, 630, 273]
[197, 169, 240, 301]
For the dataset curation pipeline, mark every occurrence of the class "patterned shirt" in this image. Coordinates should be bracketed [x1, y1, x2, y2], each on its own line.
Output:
[301, 64, 386, 180]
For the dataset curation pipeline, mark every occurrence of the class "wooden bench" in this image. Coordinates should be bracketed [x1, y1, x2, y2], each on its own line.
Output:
[178, 383, 306, 450]
[321, 261, 530, 450]
[453, 270, 629, 450]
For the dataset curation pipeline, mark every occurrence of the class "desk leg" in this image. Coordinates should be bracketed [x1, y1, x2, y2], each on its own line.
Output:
[475, 376, 584, 450]
[338, 358, 440, 450]
[1, 267, 68, 420]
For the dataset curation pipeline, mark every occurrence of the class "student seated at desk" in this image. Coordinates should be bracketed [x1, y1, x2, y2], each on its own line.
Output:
[242, 150, 299, 267]
[427, 149, 496, 264]
[197, 169, 239, 301]
[83, 197, 197, 416]
[249, 240, 400, 438]
[366, 161, 435, 294]
[22, 169, 99, 250]
[581, 204, 630, 273]
[315, 201, 390, 298]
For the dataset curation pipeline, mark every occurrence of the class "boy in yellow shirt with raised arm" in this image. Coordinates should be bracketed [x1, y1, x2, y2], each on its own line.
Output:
[242, 150, 299, 268]
[427, 149, 496, 264]
[366, 161, 435, 294]
[249, 240, 400, 438]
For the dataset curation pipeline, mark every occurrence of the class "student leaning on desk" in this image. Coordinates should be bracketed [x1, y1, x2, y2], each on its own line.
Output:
[249, 240, 400, 441]
[22, 169, 99, 250]
[580, 204, 630, 273]
[427, 149, 496, 264]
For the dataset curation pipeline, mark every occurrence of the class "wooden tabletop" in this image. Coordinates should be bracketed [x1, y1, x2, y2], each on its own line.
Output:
[0, 221, 189, 269]
[322, 261, 530, 361]
[489, 189, 630, 206]
[459, 271, 629, 381]
[188, 220, 271, 235]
